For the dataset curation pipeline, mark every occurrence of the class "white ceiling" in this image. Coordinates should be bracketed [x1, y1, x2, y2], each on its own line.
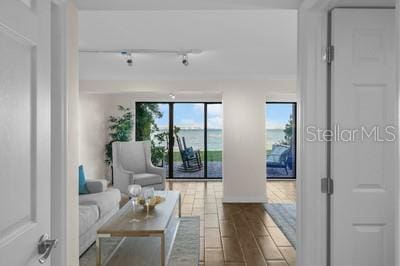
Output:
[333, 0, 395, 7]
[79, 10, 297, 81]
[76, 0, 300, 10]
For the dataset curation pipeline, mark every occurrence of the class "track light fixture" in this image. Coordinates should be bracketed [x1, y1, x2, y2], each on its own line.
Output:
[81, 49, 202, 67]
[121, 51, 133, 66]
[182, 54, 189, 66]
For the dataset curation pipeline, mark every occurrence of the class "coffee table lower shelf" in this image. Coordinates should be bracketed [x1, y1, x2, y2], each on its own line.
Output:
[96, 220, 180, 266]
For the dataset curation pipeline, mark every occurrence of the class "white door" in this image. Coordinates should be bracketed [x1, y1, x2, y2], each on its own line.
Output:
[0, 0, 52, 265]
[331, 9, 396, 266]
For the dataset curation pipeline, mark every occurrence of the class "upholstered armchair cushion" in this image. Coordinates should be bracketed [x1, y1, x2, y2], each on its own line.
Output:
[132, 173, 163, 187]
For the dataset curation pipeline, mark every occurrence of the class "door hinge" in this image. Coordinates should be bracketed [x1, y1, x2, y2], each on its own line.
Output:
[324, 45, 334, 64]
[321, 178, 334, 195]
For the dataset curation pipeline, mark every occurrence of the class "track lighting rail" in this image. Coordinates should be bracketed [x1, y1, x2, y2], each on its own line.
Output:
[79, 49, 202, 55]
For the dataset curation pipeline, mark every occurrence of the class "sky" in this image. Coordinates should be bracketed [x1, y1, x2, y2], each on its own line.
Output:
[155, 103, 293, 130]
[265, 103, 293, 130]
[156, 103, 222, 129]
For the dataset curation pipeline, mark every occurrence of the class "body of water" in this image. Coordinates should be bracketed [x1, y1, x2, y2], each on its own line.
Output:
[153, 129, 286, 151]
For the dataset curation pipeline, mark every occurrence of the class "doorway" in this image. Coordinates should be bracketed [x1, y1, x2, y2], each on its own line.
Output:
[135, 102, 223, 179]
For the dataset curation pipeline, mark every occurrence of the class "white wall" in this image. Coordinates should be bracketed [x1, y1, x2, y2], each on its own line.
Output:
[79, 94, 109, 179]
[79, 93, 132, 179]
[79, 80, 296, 203]
[66, 2, 80, 265]
[222, 88, 268, 202]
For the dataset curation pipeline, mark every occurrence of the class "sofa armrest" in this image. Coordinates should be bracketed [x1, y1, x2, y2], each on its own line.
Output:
[86, 179, 107, 194]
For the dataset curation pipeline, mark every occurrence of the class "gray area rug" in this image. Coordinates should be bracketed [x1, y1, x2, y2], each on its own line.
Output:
[79, 217, 199, 266]
[264, 203, 296, 248]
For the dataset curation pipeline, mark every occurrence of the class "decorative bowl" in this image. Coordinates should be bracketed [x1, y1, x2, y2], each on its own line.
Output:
[137, 195, 165, 210]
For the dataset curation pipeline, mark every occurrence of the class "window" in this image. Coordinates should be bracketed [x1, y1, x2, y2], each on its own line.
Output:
[266, 102, 296, 179]
[135, 102, 222, 179]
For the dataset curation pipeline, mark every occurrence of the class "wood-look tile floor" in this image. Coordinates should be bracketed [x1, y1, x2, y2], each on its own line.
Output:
[165, 180, 296, 266]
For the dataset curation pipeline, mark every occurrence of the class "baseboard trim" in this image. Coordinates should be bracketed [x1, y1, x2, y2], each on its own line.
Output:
[223, 196, 267, 203]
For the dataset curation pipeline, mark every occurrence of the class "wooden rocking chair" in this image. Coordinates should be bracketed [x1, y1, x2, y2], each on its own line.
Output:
[175, 134, 202, 172]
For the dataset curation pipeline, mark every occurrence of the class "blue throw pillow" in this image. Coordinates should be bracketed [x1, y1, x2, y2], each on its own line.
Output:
[79, 165, 89, 194]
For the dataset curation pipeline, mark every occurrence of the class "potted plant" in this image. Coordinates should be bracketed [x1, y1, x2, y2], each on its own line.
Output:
[105, 105, 133, 184]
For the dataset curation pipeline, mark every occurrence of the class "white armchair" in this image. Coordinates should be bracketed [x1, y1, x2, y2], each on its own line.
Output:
[112, 141, 165, 194]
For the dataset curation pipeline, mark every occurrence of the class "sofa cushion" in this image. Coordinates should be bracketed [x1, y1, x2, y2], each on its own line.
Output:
[79, 205, 99, 237]
[86, 179, 107, 194]
[79, 188, 121, 217]
[133, 173, 162, 186]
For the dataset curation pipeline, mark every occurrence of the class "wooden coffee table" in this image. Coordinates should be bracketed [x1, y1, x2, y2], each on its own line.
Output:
[96, 191, 181, 266]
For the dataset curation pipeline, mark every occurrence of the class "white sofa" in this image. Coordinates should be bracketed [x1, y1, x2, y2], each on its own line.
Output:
[112, 141, 165, 194]
[79, 179, 121, 256]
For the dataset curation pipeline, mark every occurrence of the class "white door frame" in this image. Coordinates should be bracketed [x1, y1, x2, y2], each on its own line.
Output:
[396, 4, 400, 266]
[297, 3, 328, 265]
[50, 0, 80, 265]
[298, 0, 399, 266]
[50, 0, 400, 265]
[51, 1, 67, 265]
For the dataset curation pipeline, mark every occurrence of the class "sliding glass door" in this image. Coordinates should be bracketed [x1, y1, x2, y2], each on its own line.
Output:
[265, 102, 296, 179]
[206, 104, 223, 178]
[173, 104, 205, 178]
[135, 102, 222, 179]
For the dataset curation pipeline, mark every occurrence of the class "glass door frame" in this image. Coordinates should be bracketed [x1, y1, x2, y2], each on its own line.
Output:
[266, 101, 297, 180]
[135, 101, 222, 179]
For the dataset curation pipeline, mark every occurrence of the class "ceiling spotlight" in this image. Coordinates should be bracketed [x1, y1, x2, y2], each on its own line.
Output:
[182, 54, 189, 66]
[169, 93, 176, 99]
[121, 51, 133, 67]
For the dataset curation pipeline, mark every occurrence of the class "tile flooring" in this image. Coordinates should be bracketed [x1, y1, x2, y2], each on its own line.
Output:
[165, 180, 296, 266]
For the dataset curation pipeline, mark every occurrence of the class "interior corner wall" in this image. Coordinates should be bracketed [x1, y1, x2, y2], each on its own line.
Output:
[222, 88, 268, 202]
[79, 94, 109, 179]
[79, 93, 133, 179]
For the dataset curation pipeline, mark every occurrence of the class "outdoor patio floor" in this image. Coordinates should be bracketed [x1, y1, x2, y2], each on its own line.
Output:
[164, 162, 294, 178]
[166, 162, 222, 178]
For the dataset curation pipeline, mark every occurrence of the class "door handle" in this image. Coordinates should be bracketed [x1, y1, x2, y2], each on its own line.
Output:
[38, 234, 58, 264]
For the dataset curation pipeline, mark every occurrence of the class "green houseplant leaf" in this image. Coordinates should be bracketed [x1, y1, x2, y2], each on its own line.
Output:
[105, 105, 133, 166]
